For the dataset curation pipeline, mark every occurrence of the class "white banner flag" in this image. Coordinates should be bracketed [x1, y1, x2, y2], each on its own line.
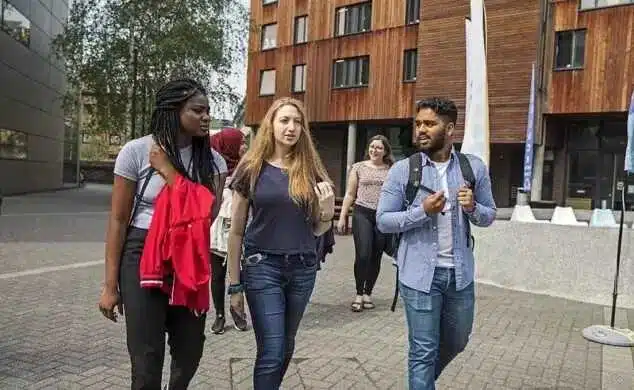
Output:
[461, 0, 490, 168]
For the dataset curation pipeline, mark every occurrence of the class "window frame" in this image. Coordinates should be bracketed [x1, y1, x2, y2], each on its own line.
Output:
[259, 69, 276, 96]
[554, 29, 586, 71]
[294, 15, 308, 44]
[0, 0, 31, 47]
[292, 64, 307, 93]
[331, 56, 370, 89]
[403, 49, 417, 82]
[405, 0, 420, 24]
[334, 1, 372, 37]
[579, 0, 634, 11]
[261, 23, 277, 51]
[0, 128, 28, 160]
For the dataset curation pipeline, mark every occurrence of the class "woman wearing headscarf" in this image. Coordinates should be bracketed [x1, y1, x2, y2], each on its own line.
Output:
[209, 127, 248, 334]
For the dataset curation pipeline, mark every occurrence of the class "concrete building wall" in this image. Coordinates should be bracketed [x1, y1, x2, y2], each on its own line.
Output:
[0, 0, 69, 194]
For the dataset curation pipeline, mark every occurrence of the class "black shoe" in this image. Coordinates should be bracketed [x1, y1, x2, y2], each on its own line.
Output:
[212, 315, 225, 334]
[230, 306, 248, 331]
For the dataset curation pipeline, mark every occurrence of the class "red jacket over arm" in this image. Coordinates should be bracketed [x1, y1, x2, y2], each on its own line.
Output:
[139, 174, 215, 313]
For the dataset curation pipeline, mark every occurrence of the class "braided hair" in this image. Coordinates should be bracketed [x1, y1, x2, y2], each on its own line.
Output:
[150, 79, 219, 193]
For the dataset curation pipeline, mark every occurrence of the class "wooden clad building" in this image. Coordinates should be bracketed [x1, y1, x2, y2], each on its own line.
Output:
[245, 0, 634, 209]
[540, 0, 634, 210]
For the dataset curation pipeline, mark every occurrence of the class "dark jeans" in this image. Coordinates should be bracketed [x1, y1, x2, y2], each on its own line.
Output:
[399, 268, 475, 390]
[210, 252, 227, 316]
[352, 204, 386, 295]
[242, 250, 318, 390]
[119, 227, 206, 390]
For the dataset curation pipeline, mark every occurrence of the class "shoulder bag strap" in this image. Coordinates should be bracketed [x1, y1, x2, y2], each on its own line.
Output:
[128, 168, 155, 227]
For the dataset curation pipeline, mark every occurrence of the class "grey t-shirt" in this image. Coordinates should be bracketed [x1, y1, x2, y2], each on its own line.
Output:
[114, 134, 227, 229]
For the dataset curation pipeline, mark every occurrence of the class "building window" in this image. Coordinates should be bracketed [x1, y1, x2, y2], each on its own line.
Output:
[292, 64, 306, 93]
[0, 128, 28, 159]
[403, 49, 417, 82]
[259, 69, 276, 96]
[406, 0, 420, 24]
[294, 15, 308, 44]
[263, 0, 277, 5]
[1, 0, 31, 46]
[580, 0, 633, 10]
[334, 2, 371, 37]
[554, 29, 585, 70]
[261, 23, 277, 50]
[332, 56, 370, 89]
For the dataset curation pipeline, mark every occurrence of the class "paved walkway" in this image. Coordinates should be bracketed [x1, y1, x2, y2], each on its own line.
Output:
[0, 186, 632, 389]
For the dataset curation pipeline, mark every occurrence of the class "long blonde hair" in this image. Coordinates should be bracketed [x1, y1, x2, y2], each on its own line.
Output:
[234, 97, 331, 218]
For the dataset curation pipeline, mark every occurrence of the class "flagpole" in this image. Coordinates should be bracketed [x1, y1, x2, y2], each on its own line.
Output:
[610, 173, 626, 328]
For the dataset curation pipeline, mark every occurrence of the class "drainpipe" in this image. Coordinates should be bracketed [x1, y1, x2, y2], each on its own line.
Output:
[530, 0, 552, 202]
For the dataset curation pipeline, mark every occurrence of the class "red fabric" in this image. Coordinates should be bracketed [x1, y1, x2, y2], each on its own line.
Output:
[139, 174, 215, 313]
[210, 127, 243, 175]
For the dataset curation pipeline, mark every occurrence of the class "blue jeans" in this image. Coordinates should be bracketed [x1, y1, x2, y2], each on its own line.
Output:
[242, 250, 318, 390]
[400, 267, 474, 390]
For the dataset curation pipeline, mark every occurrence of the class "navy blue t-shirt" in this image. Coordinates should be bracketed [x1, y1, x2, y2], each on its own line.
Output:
[235, 162, 315, 255]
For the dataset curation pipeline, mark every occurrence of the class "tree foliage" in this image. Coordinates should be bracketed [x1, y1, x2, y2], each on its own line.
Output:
[53, 0, 249, 141]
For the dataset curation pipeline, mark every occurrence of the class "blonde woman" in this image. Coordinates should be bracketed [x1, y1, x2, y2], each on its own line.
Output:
[225, 97, 334, 389]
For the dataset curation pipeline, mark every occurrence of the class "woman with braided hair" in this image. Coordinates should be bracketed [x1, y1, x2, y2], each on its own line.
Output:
[98, 79, 227, 389]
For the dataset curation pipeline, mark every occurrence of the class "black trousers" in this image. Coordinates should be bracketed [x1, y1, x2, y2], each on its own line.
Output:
[210, 252, 227, 315]
[351, 204, 386, 296]
[119, 227, 206, 390]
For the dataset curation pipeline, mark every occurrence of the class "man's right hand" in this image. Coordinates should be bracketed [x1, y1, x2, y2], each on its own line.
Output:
[422, 191, 446, 215]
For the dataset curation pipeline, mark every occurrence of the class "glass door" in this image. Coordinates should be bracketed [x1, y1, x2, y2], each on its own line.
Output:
[597, 153, 615, 209]
[567, 150, 598, 209]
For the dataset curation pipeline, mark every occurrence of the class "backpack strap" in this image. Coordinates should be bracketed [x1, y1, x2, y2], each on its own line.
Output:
[405, 152, 423, 205]
[456, 152, 477, 249]
[128, 168, 155, 227]
[391, 152, 423, 312]
[457, 152, 475, 189]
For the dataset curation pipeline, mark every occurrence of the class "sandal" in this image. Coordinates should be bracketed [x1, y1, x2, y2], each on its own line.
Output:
[362, 301, 375, 310]
[351, 301, 363, 312]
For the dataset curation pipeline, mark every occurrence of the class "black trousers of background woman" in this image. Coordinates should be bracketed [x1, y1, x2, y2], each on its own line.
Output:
[210, 252, 227, 315]
[352, 204, 386, 296]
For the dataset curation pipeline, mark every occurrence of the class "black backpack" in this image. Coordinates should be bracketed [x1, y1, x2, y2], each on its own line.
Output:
[389, 152, 476, 312]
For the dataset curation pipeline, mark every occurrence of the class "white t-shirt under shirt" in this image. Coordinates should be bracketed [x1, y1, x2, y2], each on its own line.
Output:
[114, 134, 227, 229]
[432, 159, 454, 268]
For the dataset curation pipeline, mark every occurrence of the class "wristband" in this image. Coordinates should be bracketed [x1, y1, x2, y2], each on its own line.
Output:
[227, 283, 244, 295]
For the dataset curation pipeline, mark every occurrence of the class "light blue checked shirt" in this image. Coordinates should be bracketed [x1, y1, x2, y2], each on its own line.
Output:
[376, 149, 497, 293]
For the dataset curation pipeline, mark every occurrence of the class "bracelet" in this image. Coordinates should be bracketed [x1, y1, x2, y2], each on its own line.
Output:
[227, 283, 244, 295]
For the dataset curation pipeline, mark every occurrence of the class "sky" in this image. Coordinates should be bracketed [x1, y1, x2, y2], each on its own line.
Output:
[211, 0, 249, 120]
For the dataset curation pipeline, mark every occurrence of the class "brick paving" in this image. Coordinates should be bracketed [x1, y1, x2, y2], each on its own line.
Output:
[0, 186, 630, 389]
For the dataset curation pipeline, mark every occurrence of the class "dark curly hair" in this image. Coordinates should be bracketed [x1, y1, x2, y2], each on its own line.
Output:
[415, 97, 458, 125]
[150, 78, 219, 193]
